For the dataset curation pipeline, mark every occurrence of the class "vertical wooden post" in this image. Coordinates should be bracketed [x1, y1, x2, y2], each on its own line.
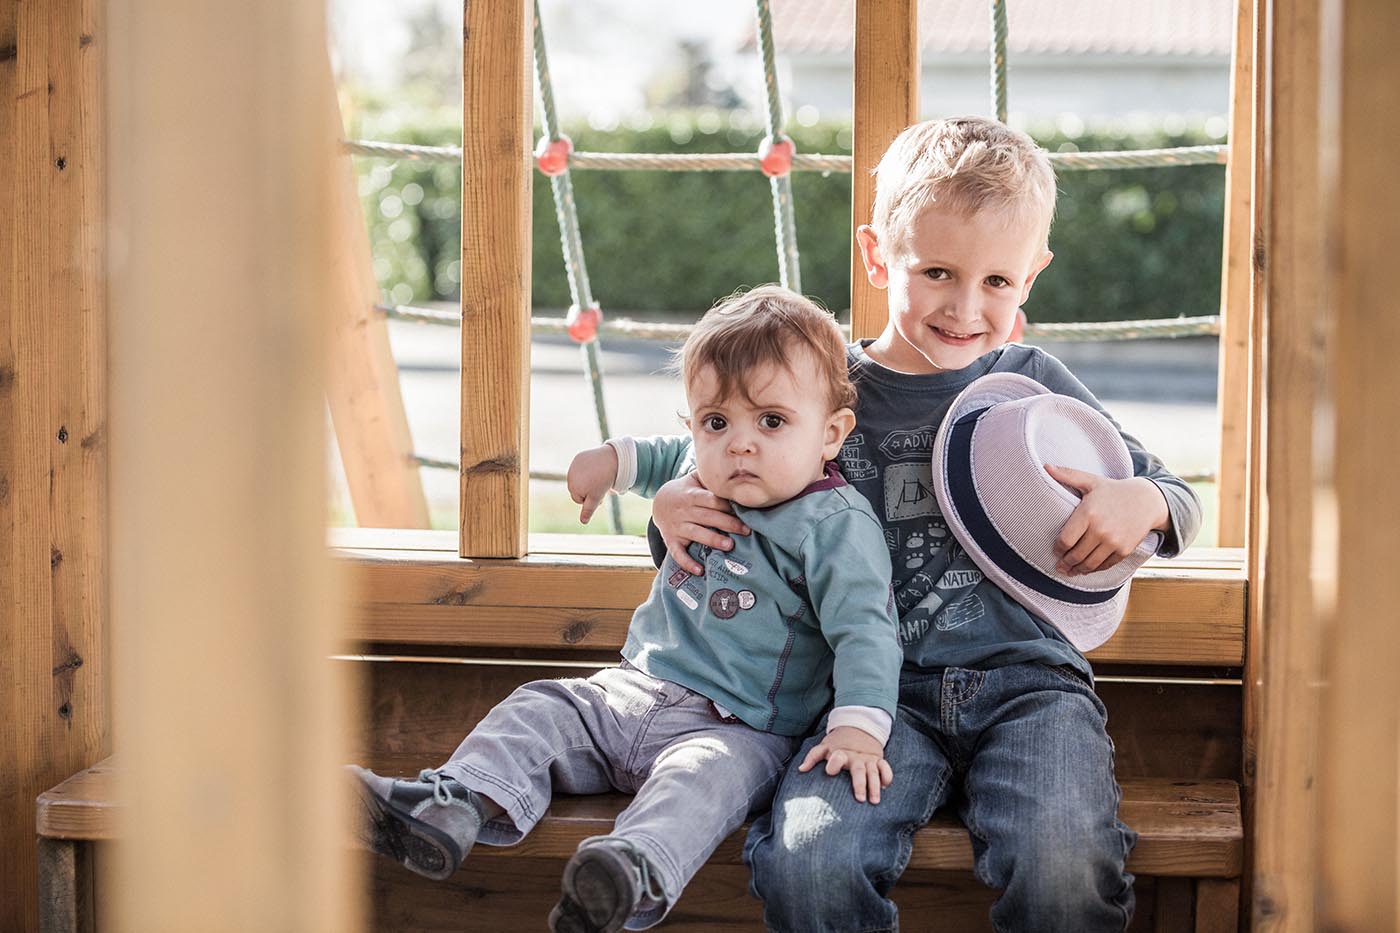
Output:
[0, 0, 108, 926]
[1315, 0, 1400, 924]
[850, 0, 919, 341]
[1214, 0, 1255, 548]
[105, 1, 361, 928]
[460, 0, 532, 558]
[324, 75, 430, 528]
[1245, 0, 1328, 925]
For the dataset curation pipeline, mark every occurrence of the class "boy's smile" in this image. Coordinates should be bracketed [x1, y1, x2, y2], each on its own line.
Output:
[685, 351, 853, 509]
[856, 203, 1052, 374]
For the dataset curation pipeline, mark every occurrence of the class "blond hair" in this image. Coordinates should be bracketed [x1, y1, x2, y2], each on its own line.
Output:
[870, 116, 1056, 255]
[678, 285, 855, 413]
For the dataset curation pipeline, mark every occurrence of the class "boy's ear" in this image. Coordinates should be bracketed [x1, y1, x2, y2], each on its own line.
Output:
[1020, 249, 1053, 303]
[822, 407, 858, 459]
[855, 225, 889, 289]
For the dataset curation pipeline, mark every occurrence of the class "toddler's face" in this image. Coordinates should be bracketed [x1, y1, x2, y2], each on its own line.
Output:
[685, 352, 850, 508]
[862, 203, 1051, 374]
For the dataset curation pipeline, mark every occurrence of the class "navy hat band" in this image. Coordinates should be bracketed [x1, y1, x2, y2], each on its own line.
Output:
[946, 409, 1121, 607]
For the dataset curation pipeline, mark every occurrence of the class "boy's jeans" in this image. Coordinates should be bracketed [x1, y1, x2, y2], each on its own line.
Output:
[435, 664, 795, 929]
[746, 663, 1136, 933]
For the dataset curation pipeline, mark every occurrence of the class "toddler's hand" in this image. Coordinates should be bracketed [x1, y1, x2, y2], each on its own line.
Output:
[566, 444, 618, 524]
[797, 725, 893, 804]
[653, 473, 750, 575]
[1045, 466, 1170, 576]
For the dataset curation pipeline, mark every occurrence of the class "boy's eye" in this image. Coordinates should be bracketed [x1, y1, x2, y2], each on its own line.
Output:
[702, 415, 727, 432]
[923, 267, 950, 280]
[760, 413, 785, 429]
[985, 275, 1011, 288]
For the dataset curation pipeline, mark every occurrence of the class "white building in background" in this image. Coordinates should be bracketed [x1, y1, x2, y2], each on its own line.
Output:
[746, 0, 1232, 127]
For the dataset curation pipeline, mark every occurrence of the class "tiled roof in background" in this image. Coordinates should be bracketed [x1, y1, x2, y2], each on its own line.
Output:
[750, 0, 1232, 57]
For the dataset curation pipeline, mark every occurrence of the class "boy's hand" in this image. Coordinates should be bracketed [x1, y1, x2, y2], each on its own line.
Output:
[653, 473, 750, 575]
[1045, 466, 1170, 576]
[797, 726, 893, 804]
[566, 444, 618, 524]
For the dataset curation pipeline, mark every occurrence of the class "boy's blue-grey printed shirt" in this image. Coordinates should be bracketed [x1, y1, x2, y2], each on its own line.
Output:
[621, 436, 902, 736]
[843, 340, 1202, 679]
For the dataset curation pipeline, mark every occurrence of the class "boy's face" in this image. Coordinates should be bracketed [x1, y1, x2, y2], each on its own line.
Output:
[856, 202, 1053, 374]
[684, 351, 855, 509]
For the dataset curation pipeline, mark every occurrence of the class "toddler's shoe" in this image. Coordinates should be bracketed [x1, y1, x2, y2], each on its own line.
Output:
[549, 839, 666, 933]
[347, 765, 483, 881]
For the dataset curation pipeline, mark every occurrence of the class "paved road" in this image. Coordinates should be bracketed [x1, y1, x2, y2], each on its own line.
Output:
[325, 320, 1223, 529]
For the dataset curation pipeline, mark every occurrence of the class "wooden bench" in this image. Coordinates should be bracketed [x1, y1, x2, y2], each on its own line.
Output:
[36, 530, 1247, 931]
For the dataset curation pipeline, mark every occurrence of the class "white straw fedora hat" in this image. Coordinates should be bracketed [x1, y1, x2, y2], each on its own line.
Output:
[931, 373, 1162, 652]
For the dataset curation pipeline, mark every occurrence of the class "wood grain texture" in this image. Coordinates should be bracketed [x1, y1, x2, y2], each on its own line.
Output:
[355, 663, 1240, 782]
[41, 759, 1241, 881]
[323, 65, 429, 529]
[459, 0, 531, 557]
[1247, 0, 1329, 927]
[339, 548, 1246, 667]
[1213, 0, 1255, 549]
[850, 0, 918, 340]
[0, 0, 108, 926]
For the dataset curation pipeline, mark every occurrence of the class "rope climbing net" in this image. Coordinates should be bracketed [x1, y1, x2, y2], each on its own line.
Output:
[349, 0, 1228, 526]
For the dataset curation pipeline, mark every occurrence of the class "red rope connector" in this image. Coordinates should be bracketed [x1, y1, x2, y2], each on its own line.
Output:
[535, 133, 573, 177]
[758, 134, 795, 178]
[566, 302, 603, 343]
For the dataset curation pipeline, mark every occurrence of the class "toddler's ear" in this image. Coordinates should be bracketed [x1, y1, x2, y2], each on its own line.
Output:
[855, 226, 889, 288]
[823, 408, 857, 458]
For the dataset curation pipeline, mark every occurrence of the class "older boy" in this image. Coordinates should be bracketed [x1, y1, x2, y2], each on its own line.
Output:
[349, 286, 902, 933]
[652, 118, 1202, 931]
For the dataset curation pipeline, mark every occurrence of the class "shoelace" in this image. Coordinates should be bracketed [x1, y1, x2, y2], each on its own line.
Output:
[580, 838, 669, 903]
[418, 768, 457, 806]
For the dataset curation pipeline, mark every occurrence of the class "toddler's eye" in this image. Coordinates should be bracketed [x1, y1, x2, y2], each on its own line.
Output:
[923, 267, 950, 280]
[761, 413, 785, 429]
[985, 275, 1010, 288]
[703, 415, 727, 432]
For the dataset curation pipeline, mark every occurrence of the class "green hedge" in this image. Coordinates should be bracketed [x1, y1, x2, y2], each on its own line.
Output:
[353, 112, 1225, 324]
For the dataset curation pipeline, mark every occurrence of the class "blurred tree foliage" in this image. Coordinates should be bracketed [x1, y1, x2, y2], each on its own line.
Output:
[348, 111, 1225, 323]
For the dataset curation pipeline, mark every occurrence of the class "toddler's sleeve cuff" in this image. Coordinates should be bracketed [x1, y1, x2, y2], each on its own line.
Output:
[826, 705, 892, 747]
[606, 436, 637, 493]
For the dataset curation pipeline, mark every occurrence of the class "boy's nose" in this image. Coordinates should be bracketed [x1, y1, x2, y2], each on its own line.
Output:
[728, 432, 758, 455]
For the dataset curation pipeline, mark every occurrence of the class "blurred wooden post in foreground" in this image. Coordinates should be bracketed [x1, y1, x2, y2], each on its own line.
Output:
[1315, 0, 1400, 924]
[105, 1, 361, 929]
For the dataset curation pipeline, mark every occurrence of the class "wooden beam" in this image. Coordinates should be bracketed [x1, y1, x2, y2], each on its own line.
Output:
[1247, 0, 1330, 926]
[1214, 0, 1255, 548]
[323, 68, 429, 529]
[339, 548, 1246, 667]
[850, 0, 918, 340]
[0, 0, 108, 926]
[459, 0, 532, 557]
[105, 2, 360, 928]
[1316, 0, 1400, 924]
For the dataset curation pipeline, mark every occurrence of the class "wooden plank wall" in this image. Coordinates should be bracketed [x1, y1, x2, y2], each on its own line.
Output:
[0, 0, 107, 927]
[104, 1, 361, 928]
[850, 0, 918, 340]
